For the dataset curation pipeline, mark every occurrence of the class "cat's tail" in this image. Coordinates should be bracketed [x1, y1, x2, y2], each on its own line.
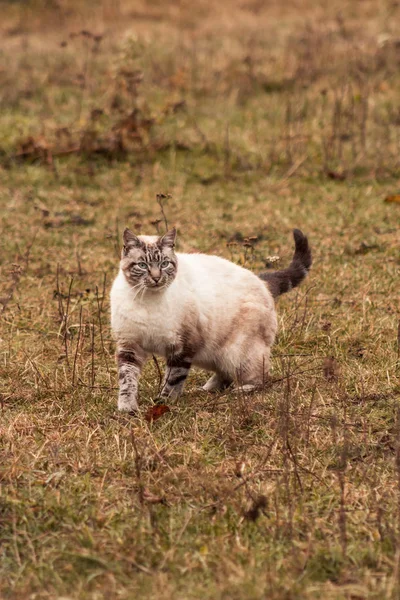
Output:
[259, 229, 312, 298]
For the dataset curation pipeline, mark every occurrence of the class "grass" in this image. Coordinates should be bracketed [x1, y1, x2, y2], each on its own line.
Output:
[0, 1, 400, 598]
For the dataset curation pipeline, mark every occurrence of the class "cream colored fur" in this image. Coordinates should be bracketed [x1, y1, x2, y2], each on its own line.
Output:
[111, 242, 277, 410]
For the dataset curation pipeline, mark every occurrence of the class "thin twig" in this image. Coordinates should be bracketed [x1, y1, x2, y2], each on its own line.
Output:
[63, 277, 74, 367]
[90, 319, 96, 388]
[100, 272, 107, 313]
[72, 306, 83, 387]
[95, 285, 110, 376]
[152, 355, 163, 396]
[156, 193, 171, 232]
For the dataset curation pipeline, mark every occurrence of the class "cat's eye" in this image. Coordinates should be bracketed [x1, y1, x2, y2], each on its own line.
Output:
[160, 260, 170, 268]
[137, 262, 148, 270]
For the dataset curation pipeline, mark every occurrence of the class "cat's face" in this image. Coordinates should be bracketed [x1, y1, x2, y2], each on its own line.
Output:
[120, 228, 177, 292]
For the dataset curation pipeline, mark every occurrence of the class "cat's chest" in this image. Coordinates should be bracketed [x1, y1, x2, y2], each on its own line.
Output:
[117, 296, 181, 354]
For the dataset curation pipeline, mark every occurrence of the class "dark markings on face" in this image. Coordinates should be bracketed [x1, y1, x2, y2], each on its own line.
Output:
[120, 229, 178, 290]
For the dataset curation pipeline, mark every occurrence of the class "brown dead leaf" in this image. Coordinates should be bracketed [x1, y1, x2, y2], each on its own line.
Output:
[145, 404, 170, 423]
[384, 195, 400, 204]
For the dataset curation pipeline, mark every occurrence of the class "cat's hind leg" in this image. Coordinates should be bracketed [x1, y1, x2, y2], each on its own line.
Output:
[231, 342, 271, 393]
[203, 372, 232, 392]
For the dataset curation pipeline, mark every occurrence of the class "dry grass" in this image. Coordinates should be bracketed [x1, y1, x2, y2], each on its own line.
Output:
[1, 1, 400, 598]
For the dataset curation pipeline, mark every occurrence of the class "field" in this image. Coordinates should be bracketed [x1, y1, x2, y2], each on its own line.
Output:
[1, 1, 400, 598]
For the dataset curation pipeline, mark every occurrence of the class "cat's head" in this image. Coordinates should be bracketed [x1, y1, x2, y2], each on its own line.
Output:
[120, 228, 177, 292]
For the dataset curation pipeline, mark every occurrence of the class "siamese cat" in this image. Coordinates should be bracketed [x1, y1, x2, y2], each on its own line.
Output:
[110, 228, 311, 412]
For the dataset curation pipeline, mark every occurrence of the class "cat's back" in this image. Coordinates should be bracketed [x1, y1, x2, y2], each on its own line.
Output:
[178, 252, 262, 282]
[177, 252, 271, 301]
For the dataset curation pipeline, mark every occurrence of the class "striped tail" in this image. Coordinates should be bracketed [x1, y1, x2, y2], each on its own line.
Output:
[259, 229, 312, 298]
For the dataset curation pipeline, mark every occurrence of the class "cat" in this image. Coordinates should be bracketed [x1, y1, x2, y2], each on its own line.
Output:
[110, 227, 311, 412]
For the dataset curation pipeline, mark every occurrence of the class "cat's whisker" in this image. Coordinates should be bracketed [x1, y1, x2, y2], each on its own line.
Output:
[131, 285, 145, 302]
[138, 286, 147, 302]
[127, 283, 142, 295]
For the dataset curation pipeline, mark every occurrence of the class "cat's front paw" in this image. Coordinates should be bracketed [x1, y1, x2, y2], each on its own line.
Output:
[118, 396, 139, 413]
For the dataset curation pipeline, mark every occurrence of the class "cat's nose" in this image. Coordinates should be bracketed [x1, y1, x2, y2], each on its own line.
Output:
[150, 268, 161, 283]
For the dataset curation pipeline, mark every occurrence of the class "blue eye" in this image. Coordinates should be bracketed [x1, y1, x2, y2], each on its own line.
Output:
[160, 260, 170, 268]
[137, 262, 147, 269]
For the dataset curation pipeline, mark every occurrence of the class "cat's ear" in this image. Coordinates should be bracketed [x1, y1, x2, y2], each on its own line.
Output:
[123, 228, 143, 255]
[158, 227, 176, 249]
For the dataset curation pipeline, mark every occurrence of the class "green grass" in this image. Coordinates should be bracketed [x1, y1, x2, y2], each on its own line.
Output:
[1, 1, 400, 598]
